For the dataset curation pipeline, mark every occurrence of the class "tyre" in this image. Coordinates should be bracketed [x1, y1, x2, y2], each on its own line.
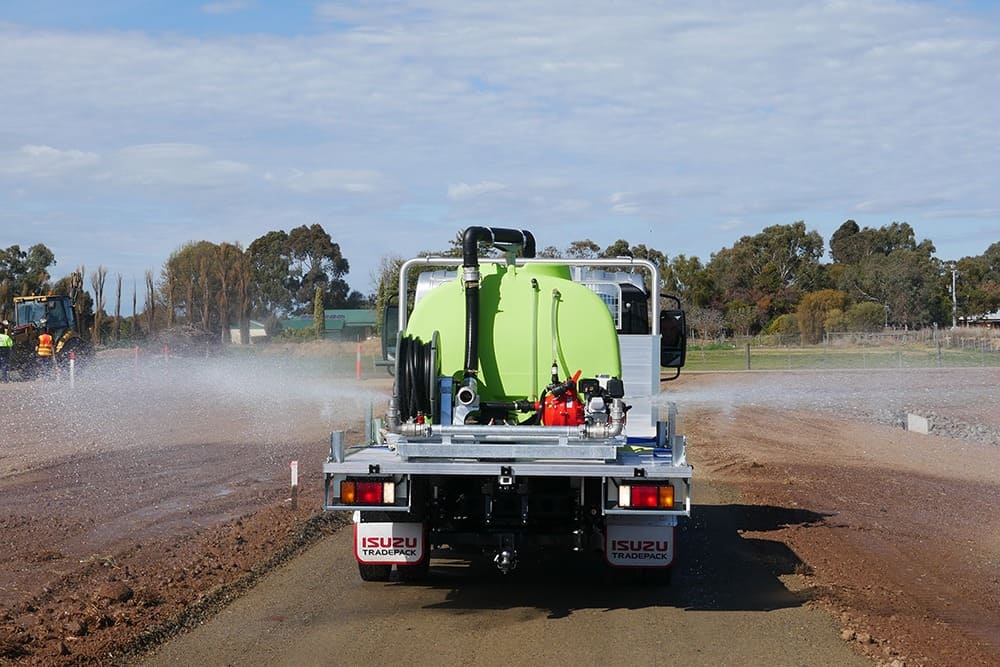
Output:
[396, 554, 430, 582]
[358, 562, 392, 582]
[357, 511, 393, 582]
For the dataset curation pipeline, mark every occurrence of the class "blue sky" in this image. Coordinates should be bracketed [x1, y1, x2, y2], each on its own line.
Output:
[2, 0, 999, 298]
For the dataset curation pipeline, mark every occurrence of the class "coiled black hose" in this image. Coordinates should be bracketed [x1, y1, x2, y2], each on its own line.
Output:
[396, 334, 434, 420]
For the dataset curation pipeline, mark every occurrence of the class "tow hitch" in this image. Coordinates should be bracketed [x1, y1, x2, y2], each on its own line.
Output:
[494, 549, 518, 574]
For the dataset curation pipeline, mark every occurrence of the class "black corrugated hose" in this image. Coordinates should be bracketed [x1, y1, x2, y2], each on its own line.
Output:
[396, 334, 433, 420]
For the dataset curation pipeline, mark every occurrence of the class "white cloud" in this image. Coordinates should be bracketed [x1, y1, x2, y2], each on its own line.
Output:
[447, 181, 508, 201]
[610, 192, 640, 216]
[106, 144, 250, 188]
[313, 3, 419, 25]
[269, 168, 388, 194]
[1, 145, 100, 177]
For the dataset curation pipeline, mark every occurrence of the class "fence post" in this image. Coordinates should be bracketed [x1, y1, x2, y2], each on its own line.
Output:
[746, 342, 751, 370]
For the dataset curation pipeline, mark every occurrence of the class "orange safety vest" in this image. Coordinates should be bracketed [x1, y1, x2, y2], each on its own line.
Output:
[38, 333, 54, 357]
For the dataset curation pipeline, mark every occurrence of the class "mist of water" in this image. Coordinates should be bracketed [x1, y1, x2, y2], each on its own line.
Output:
[655, 368, 1000, 443]
[0, 349, 392, 474]
[4, 360, 998, 476]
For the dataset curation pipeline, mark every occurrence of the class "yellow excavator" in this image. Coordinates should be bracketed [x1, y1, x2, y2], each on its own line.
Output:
[3, 274, 92, 380]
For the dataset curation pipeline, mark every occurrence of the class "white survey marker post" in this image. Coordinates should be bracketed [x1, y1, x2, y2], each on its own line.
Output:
[290, 460, 299, 509]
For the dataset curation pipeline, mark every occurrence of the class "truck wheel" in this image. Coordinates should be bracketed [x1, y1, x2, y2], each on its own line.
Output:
[358, 562, 392, 582]
[357, 511, 392, 581]
[396, 555, 430, 582]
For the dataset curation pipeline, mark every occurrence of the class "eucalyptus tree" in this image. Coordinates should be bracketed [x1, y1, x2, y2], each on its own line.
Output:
[248, 224, 354, 318]
[833, 222, 942, 327]
[0, 243, 55, 317]
[708, 222, 825, 332]
[164, 241, 219, 327]
[954, 242, 1000, 319]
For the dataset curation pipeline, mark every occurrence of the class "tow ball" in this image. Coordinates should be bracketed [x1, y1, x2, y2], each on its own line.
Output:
[494, 549, 517, 574]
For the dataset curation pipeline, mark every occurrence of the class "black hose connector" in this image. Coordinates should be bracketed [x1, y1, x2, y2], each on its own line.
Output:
[547, 377, 576, 399]
[461, 227, 537, 266]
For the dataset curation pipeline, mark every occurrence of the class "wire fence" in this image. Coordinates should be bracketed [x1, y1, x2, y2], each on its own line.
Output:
[687, 327, 1000, 371]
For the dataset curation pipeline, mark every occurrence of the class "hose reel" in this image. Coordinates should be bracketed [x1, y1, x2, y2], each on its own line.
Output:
[394, 331, 440, 422]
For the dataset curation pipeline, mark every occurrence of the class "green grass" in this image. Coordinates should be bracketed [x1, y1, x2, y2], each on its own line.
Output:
[179, 338, 998, 375]
[684, 344, 1000, 371]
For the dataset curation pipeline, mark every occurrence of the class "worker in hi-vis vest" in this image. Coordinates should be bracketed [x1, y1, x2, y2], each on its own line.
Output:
[37, 328, 54, 376]
[0, 324, 12, 382]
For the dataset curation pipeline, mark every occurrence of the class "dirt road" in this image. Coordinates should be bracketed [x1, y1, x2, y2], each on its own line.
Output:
[1, 357, 998, 665]
[141, 473, 867, 667]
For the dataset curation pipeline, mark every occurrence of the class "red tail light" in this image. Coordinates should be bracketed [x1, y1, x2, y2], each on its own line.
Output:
[340, 479, 396, 505]
[619, 483, 674, 509]
[632, 485, 659, 508]
[356, 481, 384, 504]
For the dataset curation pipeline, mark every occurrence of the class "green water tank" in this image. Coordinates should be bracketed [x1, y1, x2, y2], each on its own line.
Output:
[405, 263, 621, 404]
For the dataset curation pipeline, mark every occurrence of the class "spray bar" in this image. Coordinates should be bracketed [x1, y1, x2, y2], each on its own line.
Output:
[391, 398, 626, 441]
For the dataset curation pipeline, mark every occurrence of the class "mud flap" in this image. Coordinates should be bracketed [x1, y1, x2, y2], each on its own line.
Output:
[605, 515, 676, 568]
[354, 521, 426, 565]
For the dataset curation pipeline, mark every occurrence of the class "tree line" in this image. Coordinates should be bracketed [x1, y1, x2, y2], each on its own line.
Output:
[2, 220, 998, 346]
[0, 223, 365, 345]
[373, 221, 999, 345]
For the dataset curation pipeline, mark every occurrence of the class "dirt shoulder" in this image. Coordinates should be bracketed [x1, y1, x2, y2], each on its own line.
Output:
[0, 352, 387, 665]
[676, 370, 1000, 666]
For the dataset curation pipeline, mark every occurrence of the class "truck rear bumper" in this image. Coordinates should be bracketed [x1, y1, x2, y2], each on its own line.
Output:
[323, 445, 692, 517]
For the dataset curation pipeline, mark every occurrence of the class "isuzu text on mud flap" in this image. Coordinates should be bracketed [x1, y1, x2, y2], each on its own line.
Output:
[354, 521, 426, 565]
[323, 227, 692, 583]
[605, 522, 676, 567]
